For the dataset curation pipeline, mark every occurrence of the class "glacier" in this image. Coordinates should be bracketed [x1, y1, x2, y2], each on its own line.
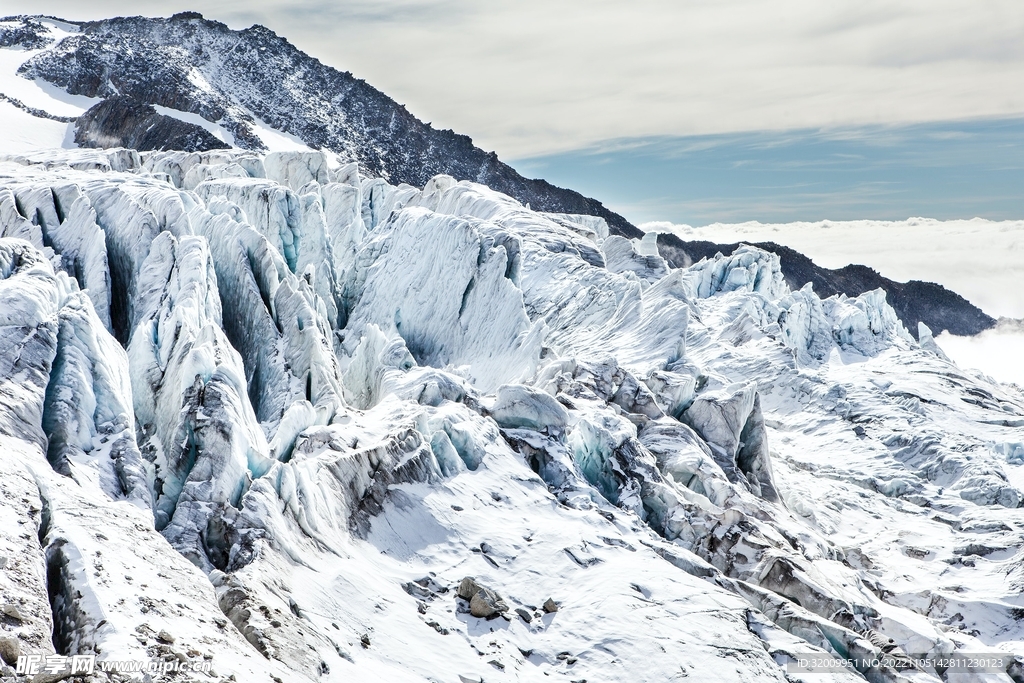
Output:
[0, 146, 1023, 683]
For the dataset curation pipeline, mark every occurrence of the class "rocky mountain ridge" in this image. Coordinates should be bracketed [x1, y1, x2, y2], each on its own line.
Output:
[5, 12, 638, 236]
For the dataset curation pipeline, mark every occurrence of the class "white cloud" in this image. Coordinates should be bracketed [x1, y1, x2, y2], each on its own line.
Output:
[937, 322, 1024, 387]
[5, 1, 1024, 158]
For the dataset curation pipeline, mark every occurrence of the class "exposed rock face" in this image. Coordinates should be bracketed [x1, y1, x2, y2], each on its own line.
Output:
[0, 16, 53, 49]
[75, 96, 230, 152]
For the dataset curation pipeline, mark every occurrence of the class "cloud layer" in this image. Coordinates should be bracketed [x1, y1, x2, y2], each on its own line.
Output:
[5, 0, 1024, 158]
[937, 322, 1024, 386]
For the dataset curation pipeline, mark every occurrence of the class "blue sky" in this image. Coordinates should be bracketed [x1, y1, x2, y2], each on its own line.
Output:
[511, 117, 1024, 225]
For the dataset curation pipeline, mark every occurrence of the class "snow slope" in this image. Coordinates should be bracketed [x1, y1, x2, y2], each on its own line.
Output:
[1, 148, 1022, 682]
[0, 98, 69, 152]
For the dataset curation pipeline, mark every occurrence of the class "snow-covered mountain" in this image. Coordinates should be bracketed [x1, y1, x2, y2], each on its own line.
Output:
[0, 12, 636, 238]
[0, 13, 998, 341]
[1, 15, 1023, 683]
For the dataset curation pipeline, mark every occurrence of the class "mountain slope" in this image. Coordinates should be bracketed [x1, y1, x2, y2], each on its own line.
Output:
[8, 12, 640, 238]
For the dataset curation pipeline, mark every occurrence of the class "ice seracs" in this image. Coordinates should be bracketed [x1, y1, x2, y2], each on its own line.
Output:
[342, 205, 543, 392]
[681, 382, 779, 502]
[1, 149, 1023, 682]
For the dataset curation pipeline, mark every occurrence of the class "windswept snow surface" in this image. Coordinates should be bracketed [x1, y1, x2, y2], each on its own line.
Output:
[0, 99, 69, 152]
[151, 105, 237, 147]
[1, 149, 1023, 682]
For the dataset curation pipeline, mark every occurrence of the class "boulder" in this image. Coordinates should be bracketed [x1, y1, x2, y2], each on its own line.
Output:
[0, 636, 19, 666]
[458, 577, 509, 619]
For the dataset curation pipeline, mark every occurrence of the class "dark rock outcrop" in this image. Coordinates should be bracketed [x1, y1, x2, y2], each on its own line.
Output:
[74, 96, 230, 152]
[0, 16, 54, 49]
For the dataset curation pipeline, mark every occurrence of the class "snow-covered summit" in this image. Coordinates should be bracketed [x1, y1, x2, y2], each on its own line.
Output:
[1, 148, 1023, 682]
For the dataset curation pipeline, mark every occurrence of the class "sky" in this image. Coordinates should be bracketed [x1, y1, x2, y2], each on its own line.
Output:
[4, 1, 1024, 223]
[514, 117, 1024, 224]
